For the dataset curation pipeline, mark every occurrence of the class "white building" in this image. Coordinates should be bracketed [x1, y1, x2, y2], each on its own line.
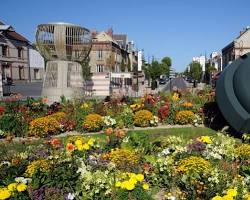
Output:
[210, 51, 222, 71]
[29, 48, 45, 81]
[192, 55, 206, 72]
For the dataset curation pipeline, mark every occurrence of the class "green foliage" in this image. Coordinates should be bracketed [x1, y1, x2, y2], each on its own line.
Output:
[187, 61, 202, 81]
[116, 187, 153, 200]
[115, 107, 134, 128]
[121, 59, 126, 72]
[161, 56, 172, 67]
[0, 113, 28, 137]
[127, 57, 131, 72]
[79, 56, 92, 81]
[122, 131, 152, 154]
[204, 63, 216, 84]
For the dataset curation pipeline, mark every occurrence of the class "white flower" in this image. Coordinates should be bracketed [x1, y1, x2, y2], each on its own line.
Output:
[15, 177, 32, 184]
[67, 193, 75, 200]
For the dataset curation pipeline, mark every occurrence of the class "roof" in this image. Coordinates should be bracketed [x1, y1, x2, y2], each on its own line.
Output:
[236, 27, 250, 39]
[113, 34, 127, 48]
[222, 27, 250, 52]
[0, 35, 7, 43]
[0, 20, 29, 43]
[222, 41, 234, 52]
[0, 25, 13, 31]
[5, 31, 29, 43]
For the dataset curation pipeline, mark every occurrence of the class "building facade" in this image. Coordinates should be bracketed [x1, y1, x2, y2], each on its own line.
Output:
[87, 28, 139, 97]
[209, 51, 222, 71]
[192, 55, 206, 72]
[222, 27, 250, 69]
[0, 21, 44, 85]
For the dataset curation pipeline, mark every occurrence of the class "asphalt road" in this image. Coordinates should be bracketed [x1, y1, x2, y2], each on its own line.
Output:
[161, 77, 189, 92]
[3, 82, 43, 98]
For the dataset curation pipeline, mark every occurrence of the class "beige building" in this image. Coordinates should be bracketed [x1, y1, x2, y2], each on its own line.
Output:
[87, 28, 138, 96]
[222, 27, 250, 69]
[0, 21, 44, 85]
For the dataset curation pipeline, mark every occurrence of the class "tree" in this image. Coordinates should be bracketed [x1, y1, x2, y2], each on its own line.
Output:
[161, 56, 172, 67]
[121, 59, 126, 72]
[161, 56, 172, 76]
[106, 52, 116, 71]
[188, 61, 202, 81]
[127, 57, 131, 72]
[204, 63, 216, 84]
[79, 56, 91, 80]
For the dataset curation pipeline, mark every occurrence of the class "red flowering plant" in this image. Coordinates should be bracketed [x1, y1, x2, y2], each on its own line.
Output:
[0, 105, 5, 115]
[158, 100, 170, 123]
[104, 127, 127, 149]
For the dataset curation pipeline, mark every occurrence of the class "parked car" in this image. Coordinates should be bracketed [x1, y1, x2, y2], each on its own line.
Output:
[159, 78, 167, 84]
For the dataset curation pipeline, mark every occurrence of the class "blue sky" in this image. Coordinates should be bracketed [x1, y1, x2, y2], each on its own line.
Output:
[1, 0, 250, 72]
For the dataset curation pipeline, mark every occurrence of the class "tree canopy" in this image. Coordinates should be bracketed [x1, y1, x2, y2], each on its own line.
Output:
[186, 61, 202, 81]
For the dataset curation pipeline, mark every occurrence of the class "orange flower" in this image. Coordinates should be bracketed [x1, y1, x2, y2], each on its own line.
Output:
[42, 97, 49, 104]
[105, 128, 113, 135]
[66, 143, 75, 152]
[115, 129, 126, 138]
[51, 138, 61, 147]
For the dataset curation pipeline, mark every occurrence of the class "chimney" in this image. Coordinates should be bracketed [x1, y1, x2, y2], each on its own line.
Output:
[106, 27, 113, 38]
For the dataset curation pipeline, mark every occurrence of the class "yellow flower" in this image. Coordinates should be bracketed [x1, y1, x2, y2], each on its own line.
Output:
[123, 181, 135, 191]
[7, 183, 17, 191]
[129, 177, 137, 185]
[87, 138, 95, 146]
[81, 103, 89, 109]
[142, 183, 149, 190]
[0, 188, 11, 200]
[172, 93, 180, 101]
[226, 188, 237, 197]
[177, 156, 211, 174]
[212, 196, 223, 200]
[222, 194, 233, 200]
[77, 144, 84, 151]
[16, 183, 27, 192]
[136, 174, 144, 182]
[199, 136, 213, 144]
[75, 139, 82, 147]
[115, 181, 122, 188]
[82, 143, 90, 150]
[25, 160, 49, 177]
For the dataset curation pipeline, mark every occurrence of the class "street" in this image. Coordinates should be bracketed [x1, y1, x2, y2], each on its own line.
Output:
[158, 77, 189, 92]
[3, 82, 43, 99]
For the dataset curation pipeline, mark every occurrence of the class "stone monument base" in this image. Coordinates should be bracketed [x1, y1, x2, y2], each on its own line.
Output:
[42, 60, 84, 103]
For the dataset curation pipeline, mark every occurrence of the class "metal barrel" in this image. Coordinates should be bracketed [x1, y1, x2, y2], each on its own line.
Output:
[216, 52, 250, 132]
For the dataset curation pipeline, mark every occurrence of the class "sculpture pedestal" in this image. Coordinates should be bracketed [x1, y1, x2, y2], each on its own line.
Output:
[42, 60, 84, 103]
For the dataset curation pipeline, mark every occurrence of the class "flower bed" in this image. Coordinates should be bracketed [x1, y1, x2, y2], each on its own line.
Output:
[0, 90, 218, 138]
[0, 130, 249, 199]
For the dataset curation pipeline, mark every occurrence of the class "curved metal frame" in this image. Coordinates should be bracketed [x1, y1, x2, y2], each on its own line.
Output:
[216, 53, 250, 132]
[36, 23, 92, 62]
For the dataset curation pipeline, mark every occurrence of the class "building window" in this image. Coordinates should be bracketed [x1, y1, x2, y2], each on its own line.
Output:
[2, 65, 10, 81]
[34, 69, 40, 80]
[2, 45, 7, 57]
[18, 47, 22, 59]
[18, 66, 25, 80]
[97, 50, 102, 59]
[96, 65, 104, 72]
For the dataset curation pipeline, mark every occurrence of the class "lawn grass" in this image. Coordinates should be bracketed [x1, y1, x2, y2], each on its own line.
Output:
[0, 127, 217, 160]
[129, 127, 217, 141]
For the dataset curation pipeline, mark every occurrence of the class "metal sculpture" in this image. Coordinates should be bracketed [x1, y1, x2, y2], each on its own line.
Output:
[36, 22, 92, 102]
[216, 52, 250, 132]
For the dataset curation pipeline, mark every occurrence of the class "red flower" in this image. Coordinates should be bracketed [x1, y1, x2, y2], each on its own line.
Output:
[105, 128, 113, 136]
[66, 143, 75, 152]
[51, 138, 61, 147]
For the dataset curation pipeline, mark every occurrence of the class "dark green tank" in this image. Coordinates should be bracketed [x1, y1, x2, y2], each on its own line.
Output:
[216, 53, 250, 133]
